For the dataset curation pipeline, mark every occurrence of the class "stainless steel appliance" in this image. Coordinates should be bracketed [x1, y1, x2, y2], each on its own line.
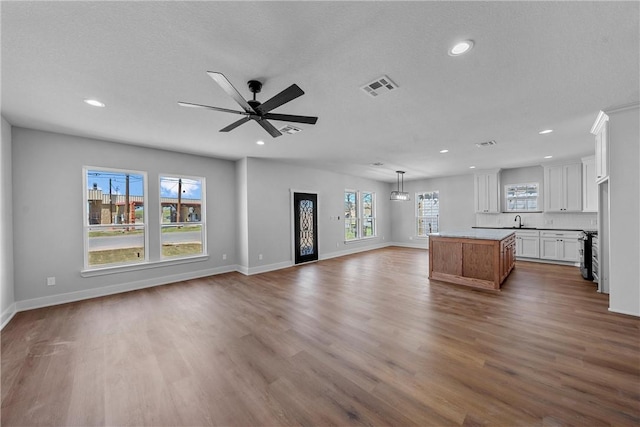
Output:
[579, 231, 597, 281]
[591, 234, 599, 284]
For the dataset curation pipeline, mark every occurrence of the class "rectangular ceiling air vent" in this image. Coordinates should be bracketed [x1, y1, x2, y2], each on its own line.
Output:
[475, 140, 497, 148]
[279, 125, 302, 134]
[361, 75, 398, 97]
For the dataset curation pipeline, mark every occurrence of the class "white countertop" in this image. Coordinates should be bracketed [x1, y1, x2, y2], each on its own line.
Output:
[430, 229, 515, 240]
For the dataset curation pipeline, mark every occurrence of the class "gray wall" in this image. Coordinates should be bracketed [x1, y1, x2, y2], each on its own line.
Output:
[390, 173, 476, 246]
[11, 128, 237, 304]
[245, 158, 391, 271]
[608, 106, 640, 316]
[1, 117, 15, 325]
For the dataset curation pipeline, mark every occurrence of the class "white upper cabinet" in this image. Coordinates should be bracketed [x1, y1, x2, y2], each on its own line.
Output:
[591, 111, 609, 183]
[543, 162, 582, 212]
[474, 170, 500, 213]
[582, 155, 598, 212]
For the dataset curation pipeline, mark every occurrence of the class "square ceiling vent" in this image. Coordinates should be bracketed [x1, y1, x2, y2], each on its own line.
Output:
[361, 75, 398, 97]
[475, 140, 497, 148]
[279, 125, 302, 134]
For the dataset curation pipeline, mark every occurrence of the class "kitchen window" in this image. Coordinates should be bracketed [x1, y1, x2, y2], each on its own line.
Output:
[416, 191, 439, 236]
[344, 190, 376, 241]
[160, 175, 206, 259]
[83, 167, 148, 270]
[505, 183, 539, 212]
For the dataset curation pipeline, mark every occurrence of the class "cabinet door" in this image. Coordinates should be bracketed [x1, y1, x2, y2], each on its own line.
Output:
[487, 172, 499, 213]
[582, 158, 598, 212]
[545, 166, 565, 212]
[520, 236, 540, 258]
[560, 239, 579, 262]
[540, 238, 559, 259]
[564, 163, 582, 211]
[474, 174, 488, 213]
[597, 122, 608, 181]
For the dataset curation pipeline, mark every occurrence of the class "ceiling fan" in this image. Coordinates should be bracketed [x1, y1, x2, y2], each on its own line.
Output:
[179, 72, 318, 138]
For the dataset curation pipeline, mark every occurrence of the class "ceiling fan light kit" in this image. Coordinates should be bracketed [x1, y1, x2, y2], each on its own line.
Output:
[179, 72, 318, 138]
[390, 170, 410, 201]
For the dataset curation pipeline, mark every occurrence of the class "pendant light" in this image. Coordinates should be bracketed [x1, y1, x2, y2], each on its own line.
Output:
[390, 171, 410, 201]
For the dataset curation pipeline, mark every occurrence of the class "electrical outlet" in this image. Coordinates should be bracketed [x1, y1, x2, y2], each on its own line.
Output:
[222, 254, 227, 260]
[591, 219, 597, 226]
[409, 236, 413, 240]
[46, 277, 56, 286]
[545, 219, 553, 225]
[336, 242, 339, 248]
[258, 254, 263, 260]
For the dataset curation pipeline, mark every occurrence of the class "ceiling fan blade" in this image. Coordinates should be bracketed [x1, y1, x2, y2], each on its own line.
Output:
[207, 71, 255, 113]
[256, 119, 282, 138]
[263, 113, 318, 125]
[220, 117, 251, 132]
[178, 102, 248, 116]
[256, 84, 304, 114]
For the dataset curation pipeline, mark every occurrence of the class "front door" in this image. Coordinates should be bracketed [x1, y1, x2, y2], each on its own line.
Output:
[293, 192, 318, 264]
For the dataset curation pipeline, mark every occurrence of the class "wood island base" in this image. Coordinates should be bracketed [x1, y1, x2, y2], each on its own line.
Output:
[428, 232, 516, 290]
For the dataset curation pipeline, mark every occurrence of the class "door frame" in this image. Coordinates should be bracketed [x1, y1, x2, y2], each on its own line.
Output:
[290, 189, 319, 265]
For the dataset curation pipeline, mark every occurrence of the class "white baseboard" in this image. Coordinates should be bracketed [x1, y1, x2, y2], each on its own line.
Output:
[1, 302, 16, 330]
[246, 260, 293, 276]
[15, 264, 237, 312]
[389, 241, 429, 250]
[9, 244, 410, 320]
[608, 307, 640, 317]
[320, 242, 392, 261]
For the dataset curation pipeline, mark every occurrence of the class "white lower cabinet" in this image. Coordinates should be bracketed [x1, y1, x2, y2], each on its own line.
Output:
[539, 231, 580, 263]
[515, 230, 540, 258]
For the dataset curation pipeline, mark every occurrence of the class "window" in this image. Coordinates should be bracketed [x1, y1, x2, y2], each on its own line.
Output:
[160, 175, 205, 259]
[505, 183, 539, 212]
[344, 190, 376, 241]
[84, 167, 147, 269]
[416, 191, 439, 236]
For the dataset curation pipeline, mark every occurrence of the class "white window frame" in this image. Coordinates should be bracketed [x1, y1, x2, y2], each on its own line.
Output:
[83, 166, 149, 271]
[344, 189, 377, 242]
[504, 182, 540, 212]
[159, 174, 207, 260]
[416, 190, 439, 237]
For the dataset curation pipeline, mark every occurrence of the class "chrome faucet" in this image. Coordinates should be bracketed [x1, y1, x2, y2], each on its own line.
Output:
[514, 215, 522, 228]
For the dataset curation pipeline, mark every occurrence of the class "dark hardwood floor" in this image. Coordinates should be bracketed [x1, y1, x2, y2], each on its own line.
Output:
[2, 247, 639, 426]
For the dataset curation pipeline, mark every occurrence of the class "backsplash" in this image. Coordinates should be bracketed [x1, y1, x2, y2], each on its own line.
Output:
[476, 212, 597, 231]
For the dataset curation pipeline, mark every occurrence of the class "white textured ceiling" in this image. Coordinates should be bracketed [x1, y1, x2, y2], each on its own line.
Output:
[1, 1, 638, 182]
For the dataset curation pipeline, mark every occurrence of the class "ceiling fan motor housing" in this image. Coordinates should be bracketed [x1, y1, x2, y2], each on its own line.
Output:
[247, 80, 262, 94]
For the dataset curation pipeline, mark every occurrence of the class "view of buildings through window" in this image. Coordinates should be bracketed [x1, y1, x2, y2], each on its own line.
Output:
[416, 191, 439, 236]
[344, 190, 376, 240]
[84, 168, 205, 270]
[505, 183, 539, 211]
[160, 175, 205, 259]
[84, 168, 147, 268]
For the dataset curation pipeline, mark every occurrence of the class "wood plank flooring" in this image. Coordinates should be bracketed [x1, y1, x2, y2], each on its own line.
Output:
[2, 247, 639, 426]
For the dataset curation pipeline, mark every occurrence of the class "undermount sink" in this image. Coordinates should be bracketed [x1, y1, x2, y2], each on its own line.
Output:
[502, 226, 537, 230]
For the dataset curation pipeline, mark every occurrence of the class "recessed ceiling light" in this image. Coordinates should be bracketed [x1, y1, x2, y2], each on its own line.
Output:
[539, 129, 553, 135]
[256, 140, 265, 145]
[469, 166, 476, 169]
[439, 149, 449, 153]
[544, 155, 553, 159]
[449, 40, 474, 56]
[84, 99, 105, 107]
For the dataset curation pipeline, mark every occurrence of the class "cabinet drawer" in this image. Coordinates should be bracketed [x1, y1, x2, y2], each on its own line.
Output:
[540, 230, 582, 239]
[515, 230, 540, 238]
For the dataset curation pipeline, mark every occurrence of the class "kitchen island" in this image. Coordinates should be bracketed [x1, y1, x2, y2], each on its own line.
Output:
[429, 229, 516, 290]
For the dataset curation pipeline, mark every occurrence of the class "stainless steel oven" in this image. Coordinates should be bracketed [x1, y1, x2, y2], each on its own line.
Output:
[579, 231, 597, 281]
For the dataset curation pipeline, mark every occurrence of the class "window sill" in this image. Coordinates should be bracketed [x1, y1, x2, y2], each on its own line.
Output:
[344, 236, 378, 244]
[81, 254, 209, 277]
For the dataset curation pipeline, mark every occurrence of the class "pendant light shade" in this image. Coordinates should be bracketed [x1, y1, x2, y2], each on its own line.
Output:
[390, 171, 410, 201]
